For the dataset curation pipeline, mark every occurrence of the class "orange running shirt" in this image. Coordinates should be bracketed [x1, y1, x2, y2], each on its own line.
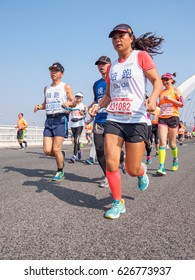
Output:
[85, 123, 93, 134]
[159, 87, 179, 118]
[151, 106, 160, 124]
[17, 118, 28, 130]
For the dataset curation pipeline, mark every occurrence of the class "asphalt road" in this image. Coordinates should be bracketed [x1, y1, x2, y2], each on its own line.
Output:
[0, 140, 195, 260]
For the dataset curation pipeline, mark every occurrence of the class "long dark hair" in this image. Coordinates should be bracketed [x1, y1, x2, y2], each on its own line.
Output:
[132, 32, 164, 56]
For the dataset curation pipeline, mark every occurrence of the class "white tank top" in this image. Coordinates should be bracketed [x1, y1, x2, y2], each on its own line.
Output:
[45, 82, 69, 115]
[107, 50, 147, 123]
[70, 102, 85, 128]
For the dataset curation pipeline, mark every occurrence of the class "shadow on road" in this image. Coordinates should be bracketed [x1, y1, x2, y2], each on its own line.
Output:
[23, 179, 134, 211]
[3, 166, 54, 179]
[3, 166, 135, 211]
[3, 166, 103, 184]
[23, 179, 114, 211]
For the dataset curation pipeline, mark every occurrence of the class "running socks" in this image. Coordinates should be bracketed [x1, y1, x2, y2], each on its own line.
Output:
[137, 163, 144, 177]
[159, 147, 166, 167]
[171, 146, 178, 160]
[106, 169, 121, 201]
[19, 143, 23, 148]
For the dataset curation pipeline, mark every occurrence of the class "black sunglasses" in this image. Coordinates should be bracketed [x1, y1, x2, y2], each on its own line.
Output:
[162, 78, 170, 82]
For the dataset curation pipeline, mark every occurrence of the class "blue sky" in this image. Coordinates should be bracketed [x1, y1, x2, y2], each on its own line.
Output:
[0, 0, 195, 126]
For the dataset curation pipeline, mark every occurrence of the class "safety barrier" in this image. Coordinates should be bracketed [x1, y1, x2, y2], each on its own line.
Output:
[0, 125, 87, 148]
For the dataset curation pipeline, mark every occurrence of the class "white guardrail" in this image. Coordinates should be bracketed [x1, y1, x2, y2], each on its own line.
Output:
[0, 125, 87, 148]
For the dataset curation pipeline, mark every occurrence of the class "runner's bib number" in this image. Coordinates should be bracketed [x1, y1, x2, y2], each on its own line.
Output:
[160, 103, 173, 116]
[46, 101, 61, 113]
[107, 98, 132, 115]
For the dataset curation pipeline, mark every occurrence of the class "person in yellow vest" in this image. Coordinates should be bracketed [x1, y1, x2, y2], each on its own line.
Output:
[15, 112, 28, 149]
[178, 120, 186, 146]
[156, 73, 184, 175]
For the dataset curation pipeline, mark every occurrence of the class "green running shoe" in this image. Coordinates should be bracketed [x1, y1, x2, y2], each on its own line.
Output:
[104, 199, 126, 219]
[138, 163, 149, 191]
[172, 159, 178, 171]
[52, 171, 64, 181]
[156, 166, 166, 176]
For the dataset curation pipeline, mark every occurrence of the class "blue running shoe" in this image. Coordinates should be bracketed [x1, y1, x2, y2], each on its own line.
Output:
[85, 158, 94, 165]
[138, 163, 149, 191]
[52, 171, 64, 181]
[146, 158, 152, 165]
[78, 150, 82, 160]
[156, 166, 166, 176]
[104, 199, 126, 219]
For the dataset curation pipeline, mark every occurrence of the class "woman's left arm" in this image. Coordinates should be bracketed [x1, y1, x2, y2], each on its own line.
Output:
[173, 87, 184, 108]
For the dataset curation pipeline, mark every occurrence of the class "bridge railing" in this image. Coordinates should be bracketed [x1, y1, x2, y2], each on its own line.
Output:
[0, 125, 87, 148]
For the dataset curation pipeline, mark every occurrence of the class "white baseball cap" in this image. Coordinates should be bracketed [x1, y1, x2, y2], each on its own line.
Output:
[75, 92, 83, 98]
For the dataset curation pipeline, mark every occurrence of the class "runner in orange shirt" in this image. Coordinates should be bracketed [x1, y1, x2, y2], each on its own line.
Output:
[85, 122, 93, 145]
[156, 73, 184, 175]
[15, 113, 28, 149]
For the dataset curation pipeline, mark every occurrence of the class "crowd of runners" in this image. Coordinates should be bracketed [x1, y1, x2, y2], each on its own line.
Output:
[17, 23, 194, 219]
